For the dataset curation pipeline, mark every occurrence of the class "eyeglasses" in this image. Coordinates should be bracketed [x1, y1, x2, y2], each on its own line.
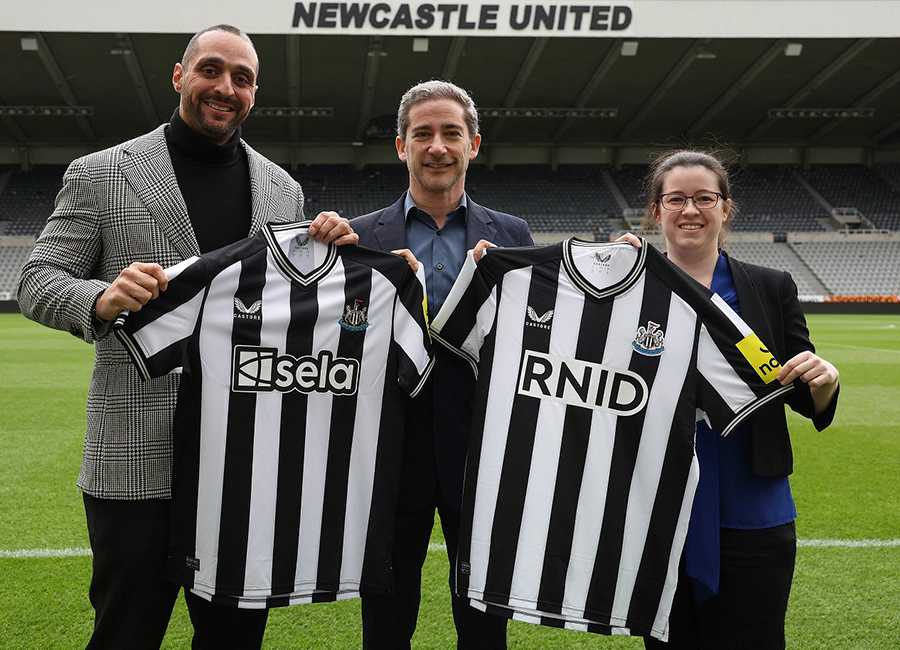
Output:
[659, 192, 723, 211]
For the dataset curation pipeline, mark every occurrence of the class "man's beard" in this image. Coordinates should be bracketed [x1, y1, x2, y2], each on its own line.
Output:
[182, 95, 246, 141]
[411, 161, 465, 193]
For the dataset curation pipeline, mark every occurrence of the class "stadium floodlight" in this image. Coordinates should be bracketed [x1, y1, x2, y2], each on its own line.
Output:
[479, 108, 618, 119]
[251, 107, 334, 117]
[0, 106, 93, 116]
[621, 41, 639, 57]
[768, 108, 875, 119]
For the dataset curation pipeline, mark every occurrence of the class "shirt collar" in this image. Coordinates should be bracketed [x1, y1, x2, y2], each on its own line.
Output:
[404, 191, 468, 224]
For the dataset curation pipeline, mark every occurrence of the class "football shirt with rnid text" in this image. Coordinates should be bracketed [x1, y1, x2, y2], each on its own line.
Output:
[430, 238, 793, 641]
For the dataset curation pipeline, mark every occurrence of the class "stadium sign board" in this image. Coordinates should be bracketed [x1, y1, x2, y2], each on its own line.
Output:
[3, 0, 900, 37]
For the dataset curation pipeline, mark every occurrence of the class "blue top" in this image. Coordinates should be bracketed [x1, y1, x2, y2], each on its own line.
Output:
[404, 192, 468, 320]
[686, 253, 797, 601]
[702, 253, 797, 529]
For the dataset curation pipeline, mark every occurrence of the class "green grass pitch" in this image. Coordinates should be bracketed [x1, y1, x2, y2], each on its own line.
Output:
[1, 312, 898, 649]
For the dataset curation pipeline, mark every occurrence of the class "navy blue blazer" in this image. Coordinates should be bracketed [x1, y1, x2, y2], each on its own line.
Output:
[724, 251, 839, 477]
[352, 193, 533, 510]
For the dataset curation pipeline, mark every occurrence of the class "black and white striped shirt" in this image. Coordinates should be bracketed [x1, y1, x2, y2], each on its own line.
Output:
[116, 222, 433, 608]
[431, 239, 792, 641]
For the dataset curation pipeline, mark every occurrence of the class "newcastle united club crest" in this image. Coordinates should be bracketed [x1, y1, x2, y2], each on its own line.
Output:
[632, 321, 665, 356]
[339, 299, 369, 331]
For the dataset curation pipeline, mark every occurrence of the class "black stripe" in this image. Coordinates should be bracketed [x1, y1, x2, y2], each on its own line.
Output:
[535, 296, 613, 613]
[454, 307, 496, 598]
[627, 317, 700, 633]
[584, 276, 668, 622]
[215, 248, 268, 596]
[270, 279, 318, 594]
[482, 260, 560, 603]
[316, 259, 371, 590]
[358, 337, 405, 593]
[168, 286, 209, 590]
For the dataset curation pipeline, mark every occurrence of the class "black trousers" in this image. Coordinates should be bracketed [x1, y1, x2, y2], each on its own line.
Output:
[82, 493, 268, 650]
[360, 492, 507, 650]
[644, 522, 797, 650]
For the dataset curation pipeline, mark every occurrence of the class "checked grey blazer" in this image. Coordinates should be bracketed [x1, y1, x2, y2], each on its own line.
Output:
[17, 124, 304, 500]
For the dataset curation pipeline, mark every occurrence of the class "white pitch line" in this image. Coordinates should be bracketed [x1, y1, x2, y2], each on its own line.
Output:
[0, 547, 92, 558]
[2, 539, 898, 559]
[798, 539, 900, 548]
[824, 342, 900, 355]
[427, 540, 900, 551]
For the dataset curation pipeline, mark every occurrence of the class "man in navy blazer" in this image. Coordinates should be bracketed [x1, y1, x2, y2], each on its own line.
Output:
[351, 80, 532, 649]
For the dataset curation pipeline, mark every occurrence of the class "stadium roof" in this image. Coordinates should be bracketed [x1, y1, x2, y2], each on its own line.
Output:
[2, 1, 900, 166]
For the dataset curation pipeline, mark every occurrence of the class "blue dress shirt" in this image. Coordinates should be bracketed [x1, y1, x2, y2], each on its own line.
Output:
[404, 192, 468, 319]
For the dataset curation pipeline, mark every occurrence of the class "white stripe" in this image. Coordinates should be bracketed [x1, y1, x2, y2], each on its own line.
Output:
[242, 259, 291, 598]
[342, 269, 394, 586]
[508, 272, 583, 606]
[467, 266, 533, 597]
[3, 539, 898, 559]
[193, 262, 243, 595]
[620, 293, 696, 632]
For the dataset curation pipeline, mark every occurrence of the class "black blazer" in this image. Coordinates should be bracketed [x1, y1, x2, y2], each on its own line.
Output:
[352, 193, 533, 510]
[724, 250, 839, 477]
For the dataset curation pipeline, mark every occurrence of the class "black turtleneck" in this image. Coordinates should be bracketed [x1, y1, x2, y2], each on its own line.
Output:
[165, 109, 253, 253]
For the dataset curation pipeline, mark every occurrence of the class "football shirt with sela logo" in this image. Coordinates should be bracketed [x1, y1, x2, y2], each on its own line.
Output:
[115, 221, 433, 608]
[430, 239, 793, 642]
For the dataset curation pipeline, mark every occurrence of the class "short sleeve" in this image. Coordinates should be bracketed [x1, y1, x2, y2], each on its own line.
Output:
[697, 293, 794, 436]
[430, 251, 498, 375]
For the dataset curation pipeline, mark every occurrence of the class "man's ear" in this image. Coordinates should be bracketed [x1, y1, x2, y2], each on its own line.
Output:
[396, 136, 407, 163]
[469, 134, 482, 160]
[172, 63, 184, 94]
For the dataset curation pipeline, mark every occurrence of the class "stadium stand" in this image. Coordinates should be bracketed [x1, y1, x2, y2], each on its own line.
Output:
[0, 165, 65, 238]
[801, 164, 900, 232]
[724, 240, 825, 296]
[295, 163, 409, 219]
[466, 164, 620, 238]
[730, 165, 829, 233]
[1, 163, 898, 304]
[790, 239, 900, 296]
[607, 164, 648, 210]
[0, 241, 35, 300]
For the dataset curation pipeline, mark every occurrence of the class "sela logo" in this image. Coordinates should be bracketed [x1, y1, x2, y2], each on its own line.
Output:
[632, 321, 666, 356]
[518, 350, 648, 416]
[234, 297, 262, 321]
[232, 346, 359, 395]
[736, 333, 780, 383]
[526, 306, 554, 329]
[339, 299, 369, 331]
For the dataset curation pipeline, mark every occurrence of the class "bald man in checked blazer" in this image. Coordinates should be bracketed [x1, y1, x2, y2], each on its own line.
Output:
[17, 24, 353, 650]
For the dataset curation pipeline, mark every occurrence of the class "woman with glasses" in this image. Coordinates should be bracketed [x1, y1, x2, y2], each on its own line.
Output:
[632, 149, 840, 650]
